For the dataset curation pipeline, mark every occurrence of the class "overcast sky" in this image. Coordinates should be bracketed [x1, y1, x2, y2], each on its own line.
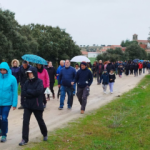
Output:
[0, 0, 150, 46]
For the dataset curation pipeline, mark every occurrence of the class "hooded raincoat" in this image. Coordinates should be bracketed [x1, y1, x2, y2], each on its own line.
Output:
[0, 62, 18, 107]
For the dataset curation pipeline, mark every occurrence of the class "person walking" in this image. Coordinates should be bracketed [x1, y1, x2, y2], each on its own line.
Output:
[11, 59, 20, 86]
[0, 62, 18, 142]
[46, 61, 56, 100]
[73, 64, 80, 95]
[109, 69, 116, 94]
[106, 61, 115, 73]
[134, 63, 139, 77]
[19, 67, 47, 146]
[92, 61, 97, 78]
[138, 62, 143, 75]
[58, 60, 76, 110]
[19, 61, 30, 109]
[36, 64, 49, 108]
[74, 62, 93, 114]
[115, 61, 119, 75]
[96, 60, 104, 85]
[129, 62, 134, 75]
[147, 62, 150, 74]
[143, 61, 147, 74]
[118, 65, 123, 78]
[100, 70, 109, 94]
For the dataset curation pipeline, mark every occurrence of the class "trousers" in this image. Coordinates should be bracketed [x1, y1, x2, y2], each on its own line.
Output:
[22, 109, 47, 142]
[102, 84, 107, 92]
[0, 106, 11, 136]
[77, 86, 89, 111]
[109, 82, 114, 93]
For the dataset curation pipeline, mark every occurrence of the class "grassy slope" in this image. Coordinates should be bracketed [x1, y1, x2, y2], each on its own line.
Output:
[25, 75, 150, 150]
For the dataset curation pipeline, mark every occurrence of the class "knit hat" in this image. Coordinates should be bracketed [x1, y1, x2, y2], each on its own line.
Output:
[81, 61, 87, 66]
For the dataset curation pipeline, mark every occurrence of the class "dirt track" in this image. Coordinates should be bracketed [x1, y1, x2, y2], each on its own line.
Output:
[0, 73, 146, 150]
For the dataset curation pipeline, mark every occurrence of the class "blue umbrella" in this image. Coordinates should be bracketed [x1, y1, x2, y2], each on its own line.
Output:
[22, 54, 48, 65]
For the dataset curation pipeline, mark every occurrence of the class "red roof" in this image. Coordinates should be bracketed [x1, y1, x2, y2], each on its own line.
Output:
[137, 40, 148, 43]
[139, 44, 147, 49]
[81, 51, 88, 55]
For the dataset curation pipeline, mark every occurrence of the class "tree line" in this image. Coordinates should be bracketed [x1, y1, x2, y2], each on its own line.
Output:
[0, 9, 81, 67]
[97, 40, 148, 62]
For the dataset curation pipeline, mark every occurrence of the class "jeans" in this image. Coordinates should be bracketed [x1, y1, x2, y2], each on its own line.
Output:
[97, 73, 102, 84]
[22, 109, 47, 142]
[73, 83, 76, 95]
[59, 86, 72, 108]
[77, 86, 89, 111]
[109, 82, 114, 93]
[115, 68, 118, 74]
[139, 69, 142, 75]
[0, 106, 11, 136]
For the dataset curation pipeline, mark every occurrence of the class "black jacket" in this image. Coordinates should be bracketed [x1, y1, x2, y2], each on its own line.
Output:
[96, 63, 104, 73]
[109, 73, 116, 83]
[19, 65, 30, 86]
[143, 62, 147, 68]
[46, 67, 56, 83]
[133, 64, 139, 71]
[22, 67, 44, 111]
[106, 63, 115, 73]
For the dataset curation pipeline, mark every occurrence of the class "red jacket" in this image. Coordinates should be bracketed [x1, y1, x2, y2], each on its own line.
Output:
[138, 63, 143, 69]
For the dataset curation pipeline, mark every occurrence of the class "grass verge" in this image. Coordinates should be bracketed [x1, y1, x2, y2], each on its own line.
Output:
[24, 75, 150, 150]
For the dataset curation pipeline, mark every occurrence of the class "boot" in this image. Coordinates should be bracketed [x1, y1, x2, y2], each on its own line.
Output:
[81, 110, 84, 114]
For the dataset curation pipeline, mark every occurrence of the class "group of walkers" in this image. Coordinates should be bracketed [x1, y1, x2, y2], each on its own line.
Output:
[0, 59, 93, 145]
[0, 58, 148, 146]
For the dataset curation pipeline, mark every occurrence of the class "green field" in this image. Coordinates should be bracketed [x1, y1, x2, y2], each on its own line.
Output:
[89, 57, 96, 64]
[24, 75, 150, 150]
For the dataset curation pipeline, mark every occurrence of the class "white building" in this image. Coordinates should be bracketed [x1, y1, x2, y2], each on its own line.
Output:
[88, 52, 101, 58]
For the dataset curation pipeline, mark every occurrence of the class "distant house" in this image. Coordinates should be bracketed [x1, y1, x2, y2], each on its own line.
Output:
[81, 51, 88, 57]
[88, 52, 101, 58]
[101, 45, 126, 53]
[133, 34, 150, 54]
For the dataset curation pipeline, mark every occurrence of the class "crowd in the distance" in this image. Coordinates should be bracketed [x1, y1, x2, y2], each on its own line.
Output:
[0, 58, 148, 146]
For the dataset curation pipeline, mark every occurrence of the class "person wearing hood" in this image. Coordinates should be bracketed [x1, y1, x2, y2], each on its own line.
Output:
[11, 59, 20, 85]
[109, 69, 116, 94]
[58, 60, 76, 110]
[46, 61, 56, 100]
[74, 62, 93, 114]
[36, 64, 49, 108]
[19, 61, 30, 109]
[100, 70, 109, 94]
[0, 62, 18, 142]
[96, 60, 104, 85]
[106, 61, 115, 73]
[19, 67, 47, 146]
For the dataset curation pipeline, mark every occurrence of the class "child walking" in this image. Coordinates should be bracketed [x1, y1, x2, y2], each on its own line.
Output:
[109, 70, 116, 94]
[100, 70, 109, 94]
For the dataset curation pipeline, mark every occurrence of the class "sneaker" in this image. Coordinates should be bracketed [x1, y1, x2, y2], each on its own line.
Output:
[43, 136, 48, 141]
[18, 106, 23, 109]
[19, 139, 27, 146]
[1, 136, 6, 142]
[43, 104, 46, 108]
[97, 83, 100, 85]
[58, 107, 63, 110]
[0, 130, 2, 137]
[81, 110, 84, 114]
[111, 92, 113, 94]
